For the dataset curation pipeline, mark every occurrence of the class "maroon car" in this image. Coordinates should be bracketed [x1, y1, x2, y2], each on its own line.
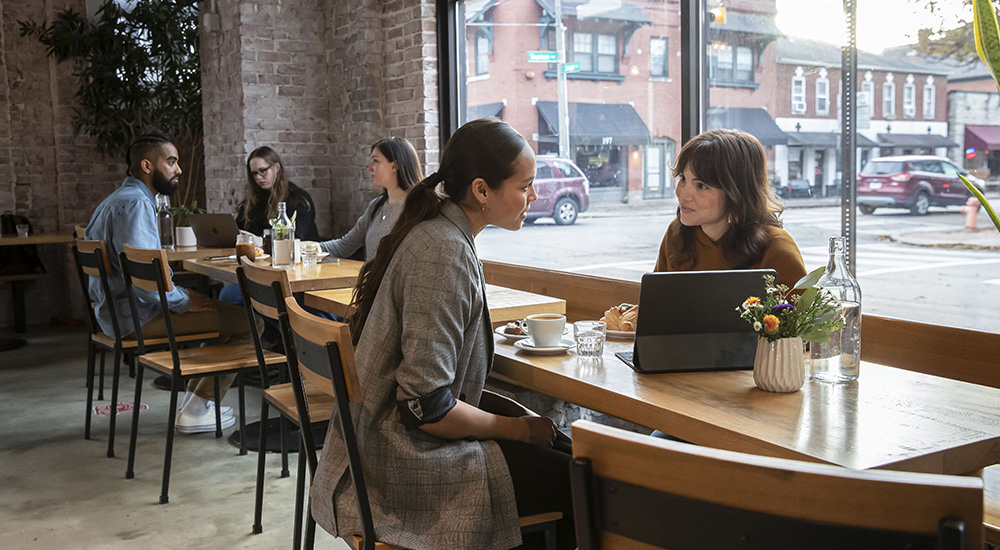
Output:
[527, 156, 591, 225]
[856, 155, 985, 215]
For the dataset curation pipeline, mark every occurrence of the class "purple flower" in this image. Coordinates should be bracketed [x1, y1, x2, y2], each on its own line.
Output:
[771, 304, 793, 313]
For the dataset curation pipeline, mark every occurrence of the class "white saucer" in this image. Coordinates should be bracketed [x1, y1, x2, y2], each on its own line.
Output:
[317, 252, 330, 259]
[514, 338, 575, 355]
[606, 329, 635, 340]
[495, 325, 529, 343]
[227, 253, 270, 261]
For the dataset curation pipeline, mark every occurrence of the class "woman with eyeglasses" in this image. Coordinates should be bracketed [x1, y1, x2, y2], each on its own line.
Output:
[238, 146, 320, 241]
[319, 137, 423, 261]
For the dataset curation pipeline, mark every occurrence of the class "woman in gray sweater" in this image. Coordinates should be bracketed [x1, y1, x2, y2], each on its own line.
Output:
[319, 137, 422, 261]
[311, 119, 575, 549]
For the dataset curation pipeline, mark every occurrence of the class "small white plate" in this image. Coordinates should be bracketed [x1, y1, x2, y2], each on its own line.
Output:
[514, 338, 575, 355]
[227, 253, 270, 261]
[495, 325, 529, 343]
[606, 329, 635, 340]
[317, 252, 330, 259]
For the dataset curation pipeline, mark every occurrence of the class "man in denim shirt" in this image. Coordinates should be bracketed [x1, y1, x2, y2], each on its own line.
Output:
[85, 134, 246, 433]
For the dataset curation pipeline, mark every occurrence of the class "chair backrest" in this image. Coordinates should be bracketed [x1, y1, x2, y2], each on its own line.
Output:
[861, 314, 1000, 389]
[235, 257, 293, 388]
[74, 238, 116, 337]
[279, 296, 374, 548]
[74, 224, 88, 238]
[120, 244, 175, 355]
[569, 420, 984, 550]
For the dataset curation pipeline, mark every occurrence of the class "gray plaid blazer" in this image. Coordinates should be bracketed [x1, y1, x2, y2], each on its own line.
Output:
[311, 201, 521, 549]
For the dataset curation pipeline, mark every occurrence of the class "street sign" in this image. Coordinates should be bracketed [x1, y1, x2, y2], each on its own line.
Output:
[562, 62, 581, 73]
[528, 51, 558, 63]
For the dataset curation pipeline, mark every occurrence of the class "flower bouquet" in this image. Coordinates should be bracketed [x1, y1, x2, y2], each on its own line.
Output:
[737, 267, 845, 392]
[737, 267, 844, 343]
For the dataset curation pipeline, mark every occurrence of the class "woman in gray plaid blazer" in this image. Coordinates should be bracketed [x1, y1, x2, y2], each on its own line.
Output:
[311, 119, 575, 549]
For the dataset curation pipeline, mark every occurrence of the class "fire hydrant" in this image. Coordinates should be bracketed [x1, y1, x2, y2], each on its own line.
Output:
[961, 197, 981, 230]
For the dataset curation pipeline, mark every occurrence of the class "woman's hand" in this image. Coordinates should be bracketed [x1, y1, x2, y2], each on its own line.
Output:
[518, 415, 558, 447]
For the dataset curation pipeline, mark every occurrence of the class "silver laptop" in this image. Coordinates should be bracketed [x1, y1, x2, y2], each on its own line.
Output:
[619, 269, 774, 373]
[187, 213, 240, 248]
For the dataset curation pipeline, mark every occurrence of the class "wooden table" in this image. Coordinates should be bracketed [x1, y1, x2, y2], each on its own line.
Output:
[166, 246, 234, 261]
[182, 257, 364, 292]
[0, 234, 75, 337]
[304, 283, 567, 322]
[492, 337, 1000, 476]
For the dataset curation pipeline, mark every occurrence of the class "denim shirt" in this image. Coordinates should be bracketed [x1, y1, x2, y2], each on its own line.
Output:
[85, 177, 190, 337]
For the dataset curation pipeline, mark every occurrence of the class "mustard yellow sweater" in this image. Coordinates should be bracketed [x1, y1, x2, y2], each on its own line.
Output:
[654, 219, 807, 289]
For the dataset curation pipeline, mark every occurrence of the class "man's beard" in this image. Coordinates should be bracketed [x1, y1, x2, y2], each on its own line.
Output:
[152, 168, 179, 196]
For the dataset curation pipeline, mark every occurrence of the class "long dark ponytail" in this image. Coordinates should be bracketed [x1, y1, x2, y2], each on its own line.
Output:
[349, 118, 527, 343]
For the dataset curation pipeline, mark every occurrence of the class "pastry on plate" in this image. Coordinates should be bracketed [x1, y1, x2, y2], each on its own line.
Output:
[503, 322, 526, 336]
[601, 303, 638, 331]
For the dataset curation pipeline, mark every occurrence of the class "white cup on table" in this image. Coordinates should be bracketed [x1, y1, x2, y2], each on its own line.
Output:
[524, 313, 566, 347]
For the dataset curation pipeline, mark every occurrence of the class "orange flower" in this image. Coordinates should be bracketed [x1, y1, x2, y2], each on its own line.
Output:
[762, 314, 780, 332]
[743, 296, 761, 307]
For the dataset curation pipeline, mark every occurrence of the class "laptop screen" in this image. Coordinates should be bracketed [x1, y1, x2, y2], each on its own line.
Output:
[629, 269, 774, 373]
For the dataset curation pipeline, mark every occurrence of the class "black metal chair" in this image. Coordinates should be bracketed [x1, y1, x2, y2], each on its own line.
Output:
[236, 257, 331, 548]
[569, 419, 983, 550]
[72, 237, 219, 458]
[119, 244, 281, 504]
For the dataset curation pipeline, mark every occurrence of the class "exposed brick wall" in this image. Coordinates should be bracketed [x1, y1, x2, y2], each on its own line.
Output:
[0, 0, 123, 328]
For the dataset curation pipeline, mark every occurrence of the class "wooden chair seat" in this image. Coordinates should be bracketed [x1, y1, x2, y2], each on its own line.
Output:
[519, 512, 563, 528]
[92, 331, 220, 350]
[138, 342, 283, 377]
[263, 379, 335, 422]
[985, 464, 1000, 544]
[347, 536, 403, 550]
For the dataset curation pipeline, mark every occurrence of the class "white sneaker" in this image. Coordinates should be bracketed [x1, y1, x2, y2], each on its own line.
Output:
[175, 402, 236, 434]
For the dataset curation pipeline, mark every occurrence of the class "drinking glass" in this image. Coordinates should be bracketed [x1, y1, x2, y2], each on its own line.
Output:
[574, 320, 606, 360]
[15, 224, 29, 238]
[235, 233, 256, 261]
[301, 243, 319, 267]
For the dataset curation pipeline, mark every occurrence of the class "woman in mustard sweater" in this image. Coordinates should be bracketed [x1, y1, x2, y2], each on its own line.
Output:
[655, 129, 806, 288]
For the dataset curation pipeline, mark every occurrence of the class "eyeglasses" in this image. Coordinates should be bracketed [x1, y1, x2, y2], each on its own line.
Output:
[251, 163, 275, 178]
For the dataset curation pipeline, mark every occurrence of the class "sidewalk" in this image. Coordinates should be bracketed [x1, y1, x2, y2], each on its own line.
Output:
[579, 193, 1000, 250]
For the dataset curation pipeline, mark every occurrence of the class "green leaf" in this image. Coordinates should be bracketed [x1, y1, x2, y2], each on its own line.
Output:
[795, 287, 817, 312]
[959, 173, 1000, 234]
[793, 266, 825, 290]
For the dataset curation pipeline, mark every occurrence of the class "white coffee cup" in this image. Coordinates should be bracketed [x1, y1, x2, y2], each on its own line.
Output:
[524, 313, 566, 347]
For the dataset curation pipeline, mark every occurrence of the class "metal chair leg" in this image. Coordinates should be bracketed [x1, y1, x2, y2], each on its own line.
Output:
[125, 366, 145, 479]
[238, 373, 247, 455]
[253, 399, 270, 535]
[97, 348, 106, 401]
[280, 416, 290, 478]
[84, 340, 97, 440]
[293, 439, 306, 550]
[304, 495, 317, 550]
[160, 377, 181, 505]
[214, 375, 223, 439]
[107, 345, 122, 458]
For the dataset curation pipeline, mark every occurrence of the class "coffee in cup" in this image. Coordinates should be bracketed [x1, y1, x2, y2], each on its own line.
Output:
[524, 313, 566, 347]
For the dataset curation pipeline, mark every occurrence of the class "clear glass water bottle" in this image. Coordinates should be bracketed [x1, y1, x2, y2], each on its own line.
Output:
[271, 202, 295, 268]
[155, 194, 174, 250]
[810, 236, 862, 382]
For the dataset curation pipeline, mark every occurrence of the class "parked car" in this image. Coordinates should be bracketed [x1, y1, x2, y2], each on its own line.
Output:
[774, 179, 813, 199]
[528, 156, 591, 225]
[856, 156, 985, 215]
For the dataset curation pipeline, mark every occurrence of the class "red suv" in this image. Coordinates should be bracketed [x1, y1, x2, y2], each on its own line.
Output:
[856, 156, 985, 215]
[528, 156, 591, 225]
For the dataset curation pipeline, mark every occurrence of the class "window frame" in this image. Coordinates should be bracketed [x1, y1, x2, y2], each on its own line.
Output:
[650, 36, 669, 78]
[572, 31, 619, 75]
[923, 82, 936, 119]
[903, 82, 916, 118]
[474, 33, 489, 76]
[710, 42, 755, 87]
[882, 80, 896, 119]
[816, 77, 830, 115]
[791, 75, 806, 114]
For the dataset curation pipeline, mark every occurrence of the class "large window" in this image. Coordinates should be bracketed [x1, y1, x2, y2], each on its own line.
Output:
[650, 37, 668, 78]
[452, 0, 998, 333]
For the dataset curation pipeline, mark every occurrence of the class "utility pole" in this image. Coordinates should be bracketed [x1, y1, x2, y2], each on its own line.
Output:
[555, 0, 570, 158]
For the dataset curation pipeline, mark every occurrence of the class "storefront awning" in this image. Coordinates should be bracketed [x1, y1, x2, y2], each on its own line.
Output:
[467, 102, 505, 121]
[876, 133, 959, 148]
[537, 101, 651, 146]
[786, 132, 877, 149]
[534, 0, 652, 25]
[964, 125, 1000, 151]
[707, 107, 787, 146]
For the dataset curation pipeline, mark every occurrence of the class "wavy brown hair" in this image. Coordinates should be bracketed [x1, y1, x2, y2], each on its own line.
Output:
[239, 146, 310, 227]
[668, 129, 783, 269]
[349, 118, 528, 343]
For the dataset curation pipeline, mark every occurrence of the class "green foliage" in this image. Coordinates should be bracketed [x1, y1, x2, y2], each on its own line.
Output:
[736, 268, 845, 343]
[169, 200, 204, 227]
[18, 0, 203, 206]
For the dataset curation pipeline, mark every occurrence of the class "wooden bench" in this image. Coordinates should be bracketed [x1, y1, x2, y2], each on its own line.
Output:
[862, 314, 1000, 545]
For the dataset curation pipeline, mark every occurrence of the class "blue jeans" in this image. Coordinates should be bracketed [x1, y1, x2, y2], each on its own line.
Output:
[218, 283, 342, 323]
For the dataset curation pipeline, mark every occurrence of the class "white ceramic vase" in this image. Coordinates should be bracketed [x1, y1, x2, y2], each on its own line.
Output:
[753, 336, 806, 393]
[175, 225, 197, 247]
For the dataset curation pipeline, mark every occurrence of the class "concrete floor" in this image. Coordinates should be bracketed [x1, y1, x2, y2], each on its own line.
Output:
[0, 326, 349, 549]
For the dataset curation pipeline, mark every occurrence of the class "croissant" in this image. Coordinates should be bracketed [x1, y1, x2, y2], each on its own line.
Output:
[601, 303, 638, 331]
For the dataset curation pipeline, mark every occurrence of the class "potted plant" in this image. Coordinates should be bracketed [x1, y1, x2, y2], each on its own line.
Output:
[170, 200, 204, 247]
